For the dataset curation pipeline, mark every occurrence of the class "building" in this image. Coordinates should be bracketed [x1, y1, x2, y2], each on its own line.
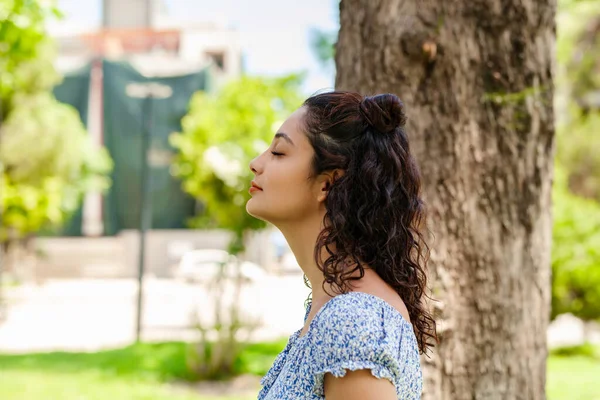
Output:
[35, 0, 284, 278]
[51, 0, 242, 80]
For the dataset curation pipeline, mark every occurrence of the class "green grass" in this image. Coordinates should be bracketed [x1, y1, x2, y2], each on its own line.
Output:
[547, 345, 600, 400]
[0, 341, 598, 399]
[0, 370, 250, 400]
[0, 342, 196, 382]
[0, 340, 286, 382]
[549, 342, 599, 358]
[235, 339, 288, 376]
[0, 340, 286, 400]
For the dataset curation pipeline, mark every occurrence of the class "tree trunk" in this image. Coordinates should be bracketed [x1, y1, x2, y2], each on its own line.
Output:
[335, 1, 555, 399]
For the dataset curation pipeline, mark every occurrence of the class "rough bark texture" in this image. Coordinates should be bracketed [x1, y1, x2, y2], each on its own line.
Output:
[335, 1, 555, 399]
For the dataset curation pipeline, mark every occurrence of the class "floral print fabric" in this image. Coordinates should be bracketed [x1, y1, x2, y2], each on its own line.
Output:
[257, 291, 423, 399]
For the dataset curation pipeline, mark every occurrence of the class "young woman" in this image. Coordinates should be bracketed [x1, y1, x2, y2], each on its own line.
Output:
[247, 91, 437, 399]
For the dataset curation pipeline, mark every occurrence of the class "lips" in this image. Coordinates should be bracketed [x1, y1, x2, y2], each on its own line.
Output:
[251, 181, 263, 190]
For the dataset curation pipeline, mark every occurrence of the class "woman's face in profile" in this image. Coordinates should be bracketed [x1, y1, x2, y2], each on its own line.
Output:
[246, 107, 322, 225]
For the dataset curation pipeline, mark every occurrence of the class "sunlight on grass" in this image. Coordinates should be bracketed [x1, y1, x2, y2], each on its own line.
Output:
[0, 341, 599, 399]
[547, 354, 600, 400]
[0, 371, 255, 400]
[0, 342, 195, 382]
[0, 340, 287, 382]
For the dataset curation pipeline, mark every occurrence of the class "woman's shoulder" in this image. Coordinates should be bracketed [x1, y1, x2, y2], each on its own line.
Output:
[309, 292, 412, 344]
[318, 291, 410, 323]
[305, 292, 422, 397]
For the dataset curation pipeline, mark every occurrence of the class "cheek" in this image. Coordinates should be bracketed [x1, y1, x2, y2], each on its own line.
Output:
[274, 163, 315, 202]
[270, 174, 315, 214]
[278, 183, 315, 212]
[247, 162, 317, 220]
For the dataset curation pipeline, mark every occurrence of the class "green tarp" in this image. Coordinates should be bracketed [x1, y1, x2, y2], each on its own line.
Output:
[102, 60, 209, 235]
[50, 63, 92, 236]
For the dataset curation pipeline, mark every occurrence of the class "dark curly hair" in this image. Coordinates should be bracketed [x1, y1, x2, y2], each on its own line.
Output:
[301, 91, 437, 355]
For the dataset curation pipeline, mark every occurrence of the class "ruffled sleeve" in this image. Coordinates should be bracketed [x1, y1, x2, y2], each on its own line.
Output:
[306, 294, 408, 397]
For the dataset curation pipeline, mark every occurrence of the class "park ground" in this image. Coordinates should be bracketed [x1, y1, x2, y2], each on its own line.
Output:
[0, 341, 599, 399]
[0, 278, 599, 399]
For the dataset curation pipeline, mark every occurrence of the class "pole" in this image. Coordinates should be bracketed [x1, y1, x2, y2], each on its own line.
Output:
[125, 81, 171, 344]
[135, 94, 154, 343]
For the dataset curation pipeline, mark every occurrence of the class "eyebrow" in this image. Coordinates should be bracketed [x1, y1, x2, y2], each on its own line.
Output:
[275, 132, 295, 146]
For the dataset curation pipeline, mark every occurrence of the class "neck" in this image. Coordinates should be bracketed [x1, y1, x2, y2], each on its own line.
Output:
[275, 212, 380, 306]
[275, 211, 335, 305]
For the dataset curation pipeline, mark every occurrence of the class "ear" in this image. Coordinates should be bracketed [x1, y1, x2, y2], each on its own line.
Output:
[316, 169, 344, 203]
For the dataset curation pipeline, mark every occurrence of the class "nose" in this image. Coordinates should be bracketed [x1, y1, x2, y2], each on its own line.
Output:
[249, 155, 260, 174]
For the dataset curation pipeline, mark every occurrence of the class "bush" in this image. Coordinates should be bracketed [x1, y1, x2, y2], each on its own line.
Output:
[551, 167, 600, 321]
[550, 343, 599, 359]
[170, 75, 303, 250]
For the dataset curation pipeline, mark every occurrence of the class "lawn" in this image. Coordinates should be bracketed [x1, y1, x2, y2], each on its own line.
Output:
[0, 341, 598, 399]
[0, 341, 284, 400]
[0, 370, 251, 400]
[547, 353, 600, 400]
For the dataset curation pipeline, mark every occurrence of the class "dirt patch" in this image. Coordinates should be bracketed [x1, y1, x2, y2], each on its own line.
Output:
[169, 374, 262, 397]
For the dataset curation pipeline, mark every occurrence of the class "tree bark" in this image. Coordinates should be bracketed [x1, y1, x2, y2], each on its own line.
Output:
[335, 1, 555, 399]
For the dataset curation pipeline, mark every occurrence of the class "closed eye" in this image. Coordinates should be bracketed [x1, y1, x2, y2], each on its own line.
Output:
[271, 151, 284, 157]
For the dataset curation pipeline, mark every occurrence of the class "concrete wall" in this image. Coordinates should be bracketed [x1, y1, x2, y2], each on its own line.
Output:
[33, 229, 276, 280]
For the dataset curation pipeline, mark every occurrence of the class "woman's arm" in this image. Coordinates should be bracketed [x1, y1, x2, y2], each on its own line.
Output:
[324, 369, 397, 400]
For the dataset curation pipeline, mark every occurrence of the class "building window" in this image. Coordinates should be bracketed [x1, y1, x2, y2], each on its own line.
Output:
[205, 51, 226, 71]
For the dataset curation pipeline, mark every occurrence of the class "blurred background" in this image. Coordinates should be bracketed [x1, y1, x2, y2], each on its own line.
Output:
[0, 0, 598, 399]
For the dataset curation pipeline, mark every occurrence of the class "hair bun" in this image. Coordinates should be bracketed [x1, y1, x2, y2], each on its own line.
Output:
[359, 94, 407, 134]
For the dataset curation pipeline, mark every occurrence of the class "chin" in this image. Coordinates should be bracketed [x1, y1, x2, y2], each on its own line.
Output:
[246, 199, 268, 221]
[247, 201, 284, 226]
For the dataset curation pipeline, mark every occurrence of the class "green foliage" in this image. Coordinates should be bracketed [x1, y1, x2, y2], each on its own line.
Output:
[550, 342, 600, 359]
[309, 28, 337, 70]
[171, 76, 302, 379]
[557, 0, 600, 103]
[551, 166, 600, 321]
[555, 0, 600, 200]
[0, 152, 112, 242]
[557, 110, 600, 199]
[170, 75, 301, 382]
[0, 92, 112, 242]
[0, 0, 62, 116]
[550, 0, 600, 323]
[308, 0, 339, 72]
[0, 0, 112, 241]
[1, 93, 109, 184]
[170, 75, 303, 252]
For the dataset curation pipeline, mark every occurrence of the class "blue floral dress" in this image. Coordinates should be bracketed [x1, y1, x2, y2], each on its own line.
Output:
[257, 291, 423, 399]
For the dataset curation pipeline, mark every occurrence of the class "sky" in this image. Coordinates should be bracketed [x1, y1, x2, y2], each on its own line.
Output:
[53, 0, 339, 94]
